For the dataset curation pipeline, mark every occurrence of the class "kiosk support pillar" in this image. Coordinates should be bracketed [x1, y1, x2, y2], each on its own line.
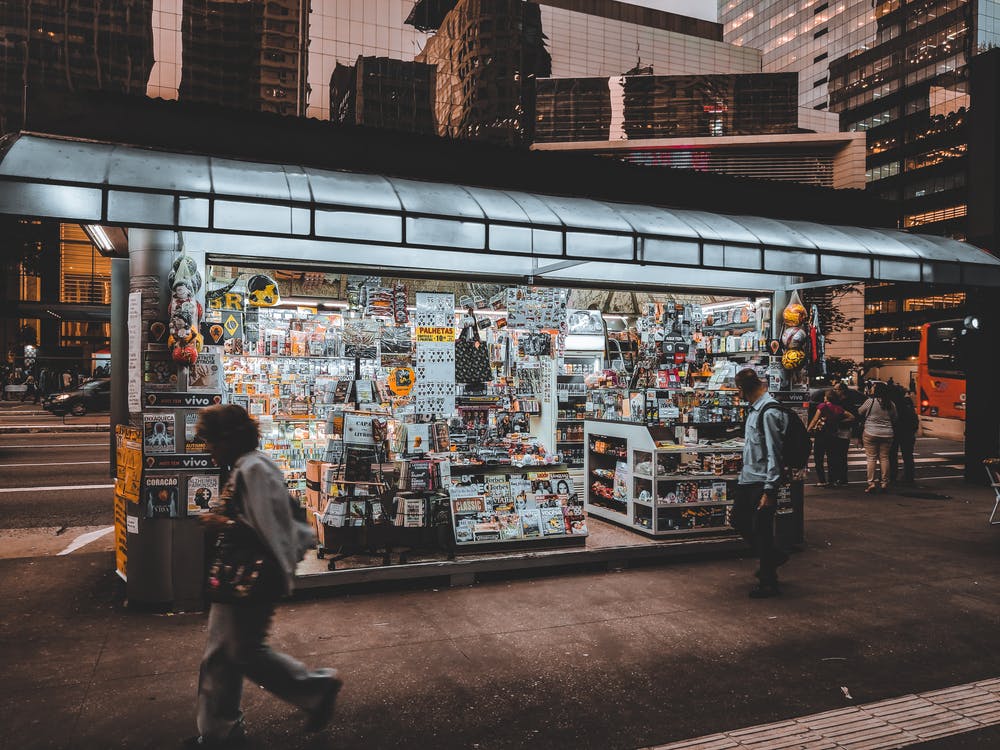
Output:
[125, 229, 205, 610]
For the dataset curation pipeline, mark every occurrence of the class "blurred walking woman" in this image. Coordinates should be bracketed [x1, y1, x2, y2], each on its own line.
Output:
[188, 405, 340, 748]
[859, 383, 897, 494]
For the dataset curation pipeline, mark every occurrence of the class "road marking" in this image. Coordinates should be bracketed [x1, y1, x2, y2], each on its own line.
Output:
[0, 483, 114, 494]
[649, 677, 1000, 750]
[0, 460, 108, 468]
[0, 442, 106, 448]
[57, 526, 114, 555]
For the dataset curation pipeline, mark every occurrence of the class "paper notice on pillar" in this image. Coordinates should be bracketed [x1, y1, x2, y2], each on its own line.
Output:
[189, 347, 223, 391]
[186, 474, 220, 515]
[143, 475, 179, 519]
[127, 291, 142, 413]
[143, 412, 176, 454]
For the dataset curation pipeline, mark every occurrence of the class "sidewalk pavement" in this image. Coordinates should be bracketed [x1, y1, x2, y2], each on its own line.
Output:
[2, 479, 998, 750]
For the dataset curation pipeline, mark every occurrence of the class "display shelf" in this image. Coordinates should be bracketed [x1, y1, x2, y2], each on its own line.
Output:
[631, 473, 740, 482]
[228, 354, 362, 361]
[657, 500, 735, 508]
[584, 419, 759, 538]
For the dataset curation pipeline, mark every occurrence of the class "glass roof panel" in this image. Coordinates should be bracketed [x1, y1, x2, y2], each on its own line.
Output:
[671, 210, 761, 244]
[731, 215, 820, 250]
[108, 145, 211, 192]
[463, 186, 531, 223]
[604, 203, 700, 239]
[387, 177, 484, 219]
[305, 168, 401, 211]
[533, 194, 633, 232]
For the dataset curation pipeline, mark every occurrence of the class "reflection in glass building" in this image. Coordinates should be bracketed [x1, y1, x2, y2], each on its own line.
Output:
[535, 73, 799, 142]
[720, 0, 877, 111]
[0, 0, 155, 133]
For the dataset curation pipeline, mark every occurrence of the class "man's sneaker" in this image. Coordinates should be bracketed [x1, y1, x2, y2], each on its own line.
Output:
[749, 583, 781, 598]
[305, 670, 343, 733]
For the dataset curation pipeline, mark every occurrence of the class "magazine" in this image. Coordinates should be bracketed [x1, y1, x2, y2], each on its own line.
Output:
[184, 413, 206, 454]
[143, 413, 176, 455]
[540, 507, 567, 536]
[189, 347, 223, 390]
[144, 475, 179, 518]
[473, 518, 501, 542]
[186, 474, 219, 515]
[498, 513, 523, 540]
[563, 504, 588, 535]
[519, 509, 542, 538]
[451, 495, 486, 544]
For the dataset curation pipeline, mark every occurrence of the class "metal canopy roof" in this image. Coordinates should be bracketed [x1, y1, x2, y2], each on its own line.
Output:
[2, 133, 999, 291]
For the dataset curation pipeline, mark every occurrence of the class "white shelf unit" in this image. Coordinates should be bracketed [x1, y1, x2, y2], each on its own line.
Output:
[583, 420, 745, 538]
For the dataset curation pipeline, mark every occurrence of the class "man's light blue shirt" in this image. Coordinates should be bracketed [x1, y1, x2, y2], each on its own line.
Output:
[739, 392, 787, 493]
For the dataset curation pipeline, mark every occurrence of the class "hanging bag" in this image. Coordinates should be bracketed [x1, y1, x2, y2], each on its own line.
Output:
[455, 312, 492, 383]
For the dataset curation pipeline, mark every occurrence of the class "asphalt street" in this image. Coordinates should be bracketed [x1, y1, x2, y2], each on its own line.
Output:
[0, 423, 113, 529]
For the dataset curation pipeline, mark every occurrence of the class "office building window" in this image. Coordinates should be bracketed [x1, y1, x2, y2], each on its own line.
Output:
[814, 27, 829, 39]
[814, 52, 828, 63]
[902, 293, 966, 312]
[865, 161, 900, 182]
[20, 268, 41, 302]
[903, 204, 968, 227]
[865, 299, 899, 314]
[59, 224, 111, 305]
[60, 321, 111, 348]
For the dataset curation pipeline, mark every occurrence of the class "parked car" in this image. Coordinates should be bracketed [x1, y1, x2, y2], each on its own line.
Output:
[43, 378, 111, 416]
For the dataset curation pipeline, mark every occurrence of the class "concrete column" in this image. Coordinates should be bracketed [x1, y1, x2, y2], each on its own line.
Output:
[109, 257, 129, 477]
[125, 229, 205, 610]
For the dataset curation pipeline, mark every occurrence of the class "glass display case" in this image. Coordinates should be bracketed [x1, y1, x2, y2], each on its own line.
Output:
[584, 419, 803, 540]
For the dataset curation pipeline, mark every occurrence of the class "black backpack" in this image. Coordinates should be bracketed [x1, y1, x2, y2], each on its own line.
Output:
[757, 401, 812, 475]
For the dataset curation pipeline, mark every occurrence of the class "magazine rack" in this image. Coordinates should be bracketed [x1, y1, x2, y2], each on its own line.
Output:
[985, 461, 1000, 526]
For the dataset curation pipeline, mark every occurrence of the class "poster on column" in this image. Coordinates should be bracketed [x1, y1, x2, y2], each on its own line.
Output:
[127, 291, 142, 413]
[115, 425, 142, 503]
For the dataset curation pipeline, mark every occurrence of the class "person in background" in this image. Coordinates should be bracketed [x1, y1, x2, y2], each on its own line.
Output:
[807, 389, 854, 488]
[732, 368, 790, 599]
[21, 373, 37, 404]
[889, 387, 919, 486]
[188, 405, 341, 748]
[859, 383, 898, 494]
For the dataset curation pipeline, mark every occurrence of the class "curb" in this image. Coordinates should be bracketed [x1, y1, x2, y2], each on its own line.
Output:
[0, 425, 110, 434]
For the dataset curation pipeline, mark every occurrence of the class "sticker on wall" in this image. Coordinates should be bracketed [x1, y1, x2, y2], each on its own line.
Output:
[246, 274, 280, 307]
[201, 322, 226, 346]
[207, 277, 242, 311]
[148, 320, 168, 345]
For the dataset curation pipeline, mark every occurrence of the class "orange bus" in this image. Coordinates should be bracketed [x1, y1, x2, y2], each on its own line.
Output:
[917, 319, 966, 420]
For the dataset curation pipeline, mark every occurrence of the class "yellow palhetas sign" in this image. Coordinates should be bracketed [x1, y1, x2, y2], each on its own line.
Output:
[415, 326, 454, 343]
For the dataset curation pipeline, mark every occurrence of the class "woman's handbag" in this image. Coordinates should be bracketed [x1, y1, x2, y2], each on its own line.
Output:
[206, 472, 275, 604]
[808, 414, 827, 436]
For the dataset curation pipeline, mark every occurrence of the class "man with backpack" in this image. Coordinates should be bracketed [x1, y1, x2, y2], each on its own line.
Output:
[732, 368, 811, 598]
[889, 386, 919, 486]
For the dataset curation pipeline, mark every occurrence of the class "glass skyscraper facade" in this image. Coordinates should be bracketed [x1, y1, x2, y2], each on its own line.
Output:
[719, 0, 877, 110]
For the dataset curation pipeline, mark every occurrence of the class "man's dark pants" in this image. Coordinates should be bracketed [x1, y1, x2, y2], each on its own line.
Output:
[890, 430, 916, 483]
[731, 482, 781, 586]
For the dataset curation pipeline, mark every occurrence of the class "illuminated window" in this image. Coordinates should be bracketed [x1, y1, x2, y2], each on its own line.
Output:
[20, 267, 41, 302]
[903, 205, 967, 227]
[60, 321, 111, 348]
[902, 292, 966, 311]
[60, 224, 111, 304]
[865, 299, 899, 314]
